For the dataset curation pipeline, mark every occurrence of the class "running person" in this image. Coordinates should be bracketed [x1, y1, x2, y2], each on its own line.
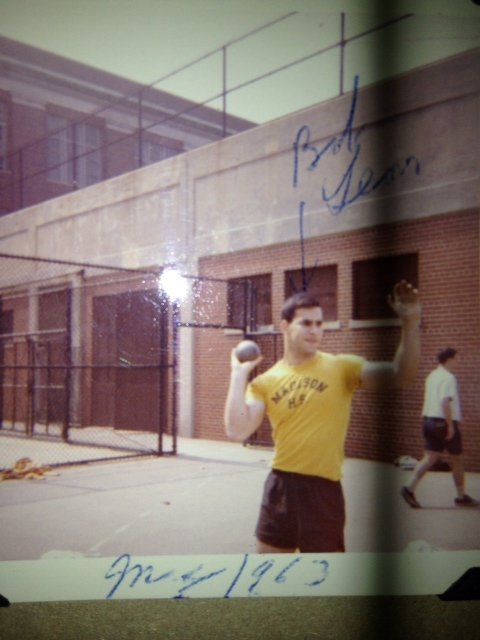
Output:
[224, 281, 421, 553]
[401, 348, 479, 508]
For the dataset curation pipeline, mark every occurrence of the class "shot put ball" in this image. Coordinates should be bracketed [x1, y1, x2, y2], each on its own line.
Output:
[234, 340, 261, 363]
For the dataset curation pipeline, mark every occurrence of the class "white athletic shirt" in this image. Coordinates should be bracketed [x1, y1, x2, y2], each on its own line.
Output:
[422, 365, 461, 421]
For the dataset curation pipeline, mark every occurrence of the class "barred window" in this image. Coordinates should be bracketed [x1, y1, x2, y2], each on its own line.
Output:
[227, 274, 272, 330]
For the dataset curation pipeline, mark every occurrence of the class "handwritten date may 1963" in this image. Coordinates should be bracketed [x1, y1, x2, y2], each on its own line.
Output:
[104, 553, 330, 599]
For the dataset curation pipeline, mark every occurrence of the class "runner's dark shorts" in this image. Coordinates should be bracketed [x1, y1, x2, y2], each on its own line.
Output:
[255, 469, 345, 553]
[422, 417, 462, 455]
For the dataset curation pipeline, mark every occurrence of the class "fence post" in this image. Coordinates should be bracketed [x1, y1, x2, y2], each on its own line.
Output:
[62, 287, 72, 442]
[26, 336, 34, 437]
[170, 300, 180, 455]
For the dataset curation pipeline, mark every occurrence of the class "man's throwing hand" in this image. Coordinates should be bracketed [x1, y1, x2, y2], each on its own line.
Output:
[387, 280, 421, 319]
[230, 347, 263, 374]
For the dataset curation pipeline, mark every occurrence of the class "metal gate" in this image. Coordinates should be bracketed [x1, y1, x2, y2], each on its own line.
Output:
[0, 253, 176, 468]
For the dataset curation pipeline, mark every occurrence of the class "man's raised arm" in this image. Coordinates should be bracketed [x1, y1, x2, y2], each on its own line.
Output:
[360, 280, 421, 391]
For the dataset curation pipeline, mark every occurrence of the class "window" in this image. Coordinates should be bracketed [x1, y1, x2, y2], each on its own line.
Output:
[0, 308, 13, 335]
[285, 265, 338, 321]
[352, 253, 418, 320]
[75, 123, 102, 186]
[47, 115, 73, 184]
[227, 274, 272, 330]
[141, 139, 180, 166]
[47, 115, 102, 187]
[0, 102, 8, 171]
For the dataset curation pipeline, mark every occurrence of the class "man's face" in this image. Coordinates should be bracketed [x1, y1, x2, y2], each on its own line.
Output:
[282, 306, 324, 357]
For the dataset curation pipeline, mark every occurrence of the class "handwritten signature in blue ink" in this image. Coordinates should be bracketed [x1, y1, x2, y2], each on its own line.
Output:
[292, 75, 420, 215]
[104, 553, 330, 600]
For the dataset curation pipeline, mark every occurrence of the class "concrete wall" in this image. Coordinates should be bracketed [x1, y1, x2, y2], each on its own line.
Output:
[0, 48, 478, 449]
[1, 48, 477, 263]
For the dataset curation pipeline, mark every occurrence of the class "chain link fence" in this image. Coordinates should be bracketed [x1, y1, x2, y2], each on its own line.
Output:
[0, 253, 177, 471]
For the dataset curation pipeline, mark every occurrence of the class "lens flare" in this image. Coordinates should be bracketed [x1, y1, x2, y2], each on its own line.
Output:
[158, 268, 189, 302]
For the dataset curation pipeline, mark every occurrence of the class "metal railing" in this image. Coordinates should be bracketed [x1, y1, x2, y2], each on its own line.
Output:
[0, 12, 414, 214]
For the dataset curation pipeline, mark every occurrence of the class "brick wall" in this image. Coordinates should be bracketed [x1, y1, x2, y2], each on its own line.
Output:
[195, 210, 480, 472]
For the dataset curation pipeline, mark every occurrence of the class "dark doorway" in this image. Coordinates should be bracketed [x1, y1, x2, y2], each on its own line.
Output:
[91, 288, 168, 432]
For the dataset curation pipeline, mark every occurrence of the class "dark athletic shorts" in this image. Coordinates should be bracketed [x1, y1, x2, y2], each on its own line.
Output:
[255, 469, 346, 553]
[422, 417, 462, 455]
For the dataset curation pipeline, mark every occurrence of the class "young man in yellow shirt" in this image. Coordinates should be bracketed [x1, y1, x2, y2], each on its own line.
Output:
[224, 281, 421, 553]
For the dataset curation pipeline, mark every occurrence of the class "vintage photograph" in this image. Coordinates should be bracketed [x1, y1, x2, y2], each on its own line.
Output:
[0, 0, 478, 598]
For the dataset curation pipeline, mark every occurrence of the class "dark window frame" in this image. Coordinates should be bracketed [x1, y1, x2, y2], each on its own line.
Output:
[284, 264, 338, 322]
[352, 253, 419, 320]
[46, 113, 104, 187]
[227, 273, 272, 331]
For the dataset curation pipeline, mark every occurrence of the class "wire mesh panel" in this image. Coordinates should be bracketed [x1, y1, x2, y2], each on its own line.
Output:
[0, 253, 176, 470]
[0, 328, 69, 438]
[185, 275, 247, 330]
[178, 273, 277, 447]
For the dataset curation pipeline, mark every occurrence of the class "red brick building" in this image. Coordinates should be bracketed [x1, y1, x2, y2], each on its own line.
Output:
[196, 210, 479, 472]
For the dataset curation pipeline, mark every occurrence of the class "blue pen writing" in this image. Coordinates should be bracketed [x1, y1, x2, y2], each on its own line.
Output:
[292, 75, 420, 215]
[105, 553, 174, 600]
[274, 556, 302, 583]
[224, 553, 249, 598]
[304, 559, 330, 586]
[248, 559, 276, 596]
[173, 564, 228, 600]
[292, 76, 361, 189]
[104, 554, 332, 599]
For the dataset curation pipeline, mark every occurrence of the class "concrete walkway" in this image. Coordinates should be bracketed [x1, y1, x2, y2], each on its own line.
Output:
[0, 436, 479, 560]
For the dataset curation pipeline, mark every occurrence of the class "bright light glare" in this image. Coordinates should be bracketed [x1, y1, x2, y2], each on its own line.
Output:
[158, 269, 189, 302]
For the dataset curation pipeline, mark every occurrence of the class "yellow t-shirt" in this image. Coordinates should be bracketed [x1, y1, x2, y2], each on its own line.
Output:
[247, 352, 364, 481]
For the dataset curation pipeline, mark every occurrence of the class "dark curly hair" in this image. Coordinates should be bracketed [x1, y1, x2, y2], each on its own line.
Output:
[281, 292, 322, 323]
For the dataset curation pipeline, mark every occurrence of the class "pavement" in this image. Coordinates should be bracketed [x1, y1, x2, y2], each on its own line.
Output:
[0, 425, 166, 469]
[0, 435, 479, 560]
